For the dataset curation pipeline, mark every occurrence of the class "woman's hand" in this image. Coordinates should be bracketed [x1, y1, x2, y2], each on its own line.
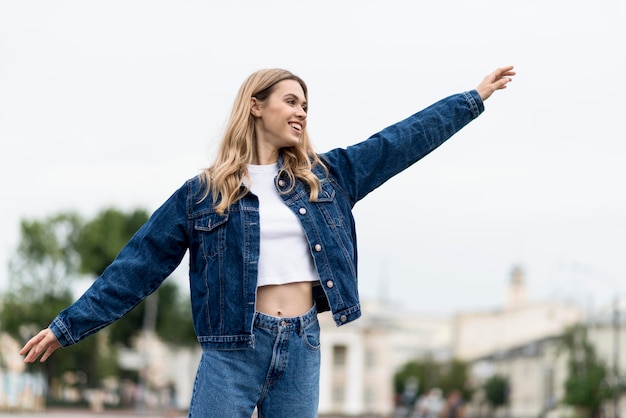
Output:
[476, 66, 516, 101]
[20, 328, 61, 363]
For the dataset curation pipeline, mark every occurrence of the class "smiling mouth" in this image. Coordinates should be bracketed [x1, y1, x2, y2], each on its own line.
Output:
[289, 123, 302, 132]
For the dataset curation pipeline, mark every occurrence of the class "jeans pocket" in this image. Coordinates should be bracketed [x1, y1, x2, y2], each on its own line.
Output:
[302, 319, 321, 351]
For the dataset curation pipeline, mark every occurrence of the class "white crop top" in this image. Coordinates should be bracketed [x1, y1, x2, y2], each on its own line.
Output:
[247, 164, 320, 287]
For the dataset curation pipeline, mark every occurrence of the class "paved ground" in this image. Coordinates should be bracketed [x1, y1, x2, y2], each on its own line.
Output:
[0, 409, 186, 418]
[0, 407, 366, 417]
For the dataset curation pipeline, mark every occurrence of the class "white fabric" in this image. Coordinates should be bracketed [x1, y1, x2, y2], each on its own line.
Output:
[247, 164, 319, 287]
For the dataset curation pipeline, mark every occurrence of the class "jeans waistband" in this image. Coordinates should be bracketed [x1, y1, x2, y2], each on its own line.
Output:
[253, 304, 317, 333]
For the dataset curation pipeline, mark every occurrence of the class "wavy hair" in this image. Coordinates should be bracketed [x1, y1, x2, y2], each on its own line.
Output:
[200, 68, 326, 214]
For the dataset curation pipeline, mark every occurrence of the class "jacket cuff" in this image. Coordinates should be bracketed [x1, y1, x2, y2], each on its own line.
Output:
[464, 90, 485, 118]
[49, 317, 76, 347]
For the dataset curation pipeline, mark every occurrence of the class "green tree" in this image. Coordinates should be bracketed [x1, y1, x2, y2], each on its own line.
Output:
[560, 324, 613, 418]
[76, 208, 148, 276]
[394, 356, 440, 396]
[0, 213, 110, 388]
[394, 357, 471, 400]
[483, 374, 509, 411]
[439, 358, 472, 400]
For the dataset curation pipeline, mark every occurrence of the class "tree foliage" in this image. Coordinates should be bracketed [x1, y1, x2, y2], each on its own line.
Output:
[76, 208, 149, 276]
[439, 358, 472, 399]
[394, 356, 440, 396]
[6, 213, 82, 303]
[0, 212, 110, 386]
[483, 374, 509, 408]
[394, 356, 472, 400]
[560, 324, 613, 418]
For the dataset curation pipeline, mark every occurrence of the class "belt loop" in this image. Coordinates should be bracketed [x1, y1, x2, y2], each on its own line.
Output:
[252, 311, 259, 329]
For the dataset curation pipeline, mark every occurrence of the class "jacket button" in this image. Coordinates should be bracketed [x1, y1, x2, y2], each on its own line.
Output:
[314, 244, 322, 252]
[340, 315, 347, 323]
[326, 280, 334, 288]
[278, 179, 286, 187]
[299, 208, 307, 215]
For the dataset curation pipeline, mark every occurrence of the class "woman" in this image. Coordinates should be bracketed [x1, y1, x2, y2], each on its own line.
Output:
[20, 65, 515, 417]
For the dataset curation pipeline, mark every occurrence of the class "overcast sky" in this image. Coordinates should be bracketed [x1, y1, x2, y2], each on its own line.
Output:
[1, 0, 624, 316]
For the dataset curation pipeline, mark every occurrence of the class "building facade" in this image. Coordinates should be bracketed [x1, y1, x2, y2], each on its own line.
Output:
[317, 300, 453, 416]
[470, 311, 626, 418]
[453, 266, 584, 361]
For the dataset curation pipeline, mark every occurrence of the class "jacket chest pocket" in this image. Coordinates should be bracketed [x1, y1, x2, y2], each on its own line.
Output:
[316, 183, 343, 227]
[193, 212, 229, 259]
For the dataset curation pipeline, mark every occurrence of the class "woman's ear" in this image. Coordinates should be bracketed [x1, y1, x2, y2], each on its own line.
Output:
[250, 97, 262, 117]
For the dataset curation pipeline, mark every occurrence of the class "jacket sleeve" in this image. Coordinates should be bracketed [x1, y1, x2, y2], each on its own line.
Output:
[49, 181, 192, 347]
[320, 90, 484, 205]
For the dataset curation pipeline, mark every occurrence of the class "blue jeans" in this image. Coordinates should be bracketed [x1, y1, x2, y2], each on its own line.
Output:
[188, 305, 321, 417]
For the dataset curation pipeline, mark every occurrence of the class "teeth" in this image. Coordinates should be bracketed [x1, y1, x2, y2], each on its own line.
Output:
[289, 123, 301, 131]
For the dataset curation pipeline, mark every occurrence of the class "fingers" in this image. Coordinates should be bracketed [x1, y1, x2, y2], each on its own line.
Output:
[19, 330, 45, 356]
[20, 329, 61, 363]
[476, 66, 515, 100]
[40, 343, 60, 363]
[493, 66, 516, 86]
[495, 76, 513, 90]
[496, 65, 516, 77]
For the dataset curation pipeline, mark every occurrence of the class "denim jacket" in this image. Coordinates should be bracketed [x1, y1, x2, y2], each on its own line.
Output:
[50, 90, 484, 350]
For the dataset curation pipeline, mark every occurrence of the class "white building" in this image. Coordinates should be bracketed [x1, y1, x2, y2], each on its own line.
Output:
[469, 309, 626, 418]
[470, 336, 569, 418]
[317, 266, 588, 417]
[453, 266, 585, 361]
[318, 300, 453, 416]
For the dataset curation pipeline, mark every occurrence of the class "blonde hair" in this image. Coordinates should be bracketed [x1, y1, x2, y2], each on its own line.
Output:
[201, 68, 326, 214]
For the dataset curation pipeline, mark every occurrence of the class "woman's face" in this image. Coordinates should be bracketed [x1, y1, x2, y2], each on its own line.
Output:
[251, 79, 307, 164]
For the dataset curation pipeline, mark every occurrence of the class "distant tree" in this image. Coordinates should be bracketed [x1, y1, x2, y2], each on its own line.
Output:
[560, 324, 613, 418]
[483, 374, 509, 412]
[394, 356, 440, 397]
[394, 357, 472, 401]
[0, 212, 111, 387]
[76, 208, 148, 276]
[439, 358, 472, 400]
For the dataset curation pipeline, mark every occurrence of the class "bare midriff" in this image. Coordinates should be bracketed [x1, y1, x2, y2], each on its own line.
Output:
[256, 281, 314, 317]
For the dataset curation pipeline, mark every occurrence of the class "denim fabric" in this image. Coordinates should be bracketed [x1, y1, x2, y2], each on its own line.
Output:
[49, 90, 484, 349]
[187, 305, 320, 418]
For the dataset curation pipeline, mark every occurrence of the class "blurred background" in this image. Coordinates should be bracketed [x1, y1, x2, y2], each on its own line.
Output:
[1, 1, 624, 417]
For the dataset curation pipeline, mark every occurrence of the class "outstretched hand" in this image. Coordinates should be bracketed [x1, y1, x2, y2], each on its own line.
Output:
[20, 328, 61, 363]
[476, 66, 516, 101]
